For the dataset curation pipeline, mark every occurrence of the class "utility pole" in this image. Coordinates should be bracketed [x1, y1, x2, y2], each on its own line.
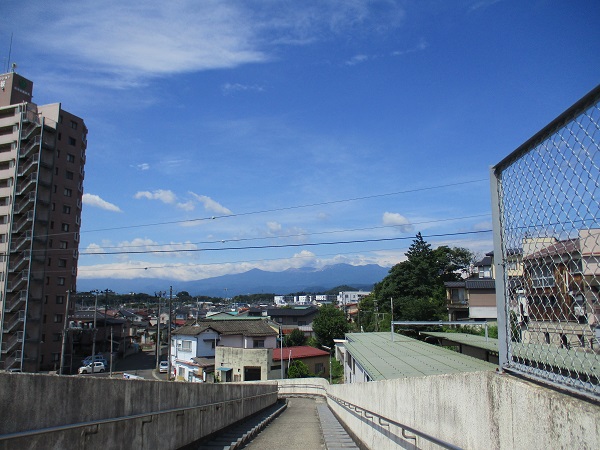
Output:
[280, 326, 284, 379]
[168, 286, 173, 380]
[91, 290, 99, 362]
[59, 290, 71, 375]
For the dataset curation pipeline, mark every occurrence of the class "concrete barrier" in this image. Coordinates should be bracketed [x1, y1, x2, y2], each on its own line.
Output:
[326, 371, 600, 450]
[0, 373, 278, 450]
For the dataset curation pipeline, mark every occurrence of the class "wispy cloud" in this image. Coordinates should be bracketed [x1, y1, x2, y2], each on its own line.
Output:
[189, 192, 232, 215]
[345, 54, 371, 66]
[382, 212, 413, 232]
[391, 39, 428, 56]
[134, 189, 177, 204]
[82, 194, 122, 212]
[222, 83, 265, 95]
[11, 1, 407, 87]
[135, 163, 150, 171]
[469, 0, 503, 12]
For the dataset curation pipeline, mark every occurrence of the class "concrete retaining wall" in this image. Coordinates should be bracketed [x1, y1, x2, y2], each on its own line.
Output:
[326, 371, 600, 450]
[0, 373, 278, 450]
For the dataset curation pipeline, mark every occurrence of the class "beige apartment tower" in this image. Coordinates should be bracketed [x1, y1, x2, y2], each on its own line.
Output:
[0, 71, 86, 372]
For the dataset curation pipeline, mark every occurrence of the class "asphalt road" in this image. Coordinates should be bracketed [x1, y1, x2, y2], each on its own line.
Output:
[77, 348, 167, 380]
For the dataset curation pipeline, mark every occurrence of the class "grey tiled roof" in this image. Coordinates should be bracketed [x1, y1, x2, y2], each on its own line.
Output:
[173, 318, 277, 337]
[464, 279, 496, 289]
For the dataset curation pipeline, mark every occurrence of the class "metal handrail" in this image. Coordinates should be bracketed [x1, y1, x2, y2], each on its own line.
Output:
[0, 390, 277, 441]
[277, 382, 461, 449]
[327, 393, 462, 450]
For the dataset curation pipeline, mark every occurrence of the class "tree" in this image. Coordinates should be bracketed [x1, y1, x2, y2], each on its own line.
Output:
[284, 328, 307, 347]
[287, 360, 310, 378]
[360, 233, 474, 330]
[312, 305, 349, 349]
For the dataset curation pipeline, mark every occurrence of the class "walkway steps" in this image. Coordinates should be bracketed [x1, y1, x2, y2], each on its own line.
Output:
[317, 403, 360, 450]
[196, 399, 288, 450]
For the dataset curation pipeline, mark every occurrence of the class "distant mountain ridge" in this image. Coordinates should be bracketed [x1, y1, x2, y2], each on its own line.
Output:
[76, 263, 390, 297]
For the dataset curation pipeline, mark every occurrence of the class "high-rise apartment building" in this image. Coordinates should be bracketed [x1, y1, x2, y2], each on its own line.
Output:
[0, 71, 86, 372]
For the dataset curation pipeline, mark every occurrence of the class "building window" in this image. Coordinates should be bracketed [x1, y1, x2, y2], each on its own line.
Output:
[177, 340, 192, 351]
[60, 241, 68, 249]
[66, 170, 74, 180]
[70, 120, 78, 130]
[56, 295, 65, 304]
[58, 259, 67, 268]
[68, 137, 76, 146]
[315, 363, 324, 374]
[61, 223, 69, 232]
[57, 277, 65, 285]
[67, 153, 75, 163]
[64, 188, 72, 197]
[53, 333, 61, 342]
[63, 205, 71, 214]
[253, 340, 265, 348]
[58, 133, 61, 141]
[52, 353, 60, 362]
[54, 314, 63, 323]
[530, 265, 555, 288]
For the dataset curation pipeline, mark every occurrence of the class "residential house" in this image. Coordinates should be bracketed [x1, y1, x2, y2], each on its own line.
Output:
[170, 319, 278, 382]
[520, 229, 600, 348]
[267, 306, 318, 327]
[445, 252, 497, 321]
[337, 291, 370, 308]
[215, 345, 330, 382]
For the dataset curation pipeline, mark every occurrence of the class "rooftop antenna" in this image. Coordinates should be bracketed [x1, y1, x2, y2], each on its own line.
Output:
[6, 33, 13, 73]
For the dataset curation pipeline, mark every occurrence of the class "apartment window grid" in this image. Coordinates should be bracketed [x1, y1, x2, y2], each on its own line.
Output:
[491, 85, 600, 400]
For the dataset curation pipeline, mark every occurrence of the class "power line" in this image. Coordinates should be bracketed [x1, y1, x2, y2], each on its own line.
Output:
[76, 232, 493, 274]
[76, 213, 491, 252]
[80, 229, 492, 256]
[83, 179, 488, 233]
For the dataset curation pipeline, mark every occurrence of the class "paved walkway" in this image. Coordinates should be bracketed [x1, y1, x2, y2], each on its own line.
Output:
[243, 398, 325, 449]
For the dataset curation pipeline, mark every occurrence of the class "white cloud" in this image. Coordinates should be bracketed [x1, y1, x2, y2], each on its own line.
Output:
[189, 192, 232, 215]
[134, 189, 177, 204]
[382, 212, 413, 232]
[14, 1, 407, 87]
[345, 54, 370, 66]
[136, 163, 150, 171]
[82, 194, 122, 212]
[222, 83, 265, 95]
[267, 221, 283, 234]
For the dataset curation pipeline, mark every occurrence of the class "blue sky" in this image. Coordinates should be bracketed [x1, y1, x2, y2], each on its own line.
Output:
[2, 1, 599, 287]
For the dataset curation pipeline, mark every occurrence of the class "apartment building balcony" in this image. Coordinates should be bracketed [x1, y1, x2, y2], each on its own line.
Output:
[6, 270, 29, 292]
[15, 173, 37, 196]
[10, 210, 34, 234]
[13, 192, 36, 215]
[18, 135, 41, 158]
[4, 291, 27, 314]
[8, 250, 30, 273]
[17, 153, 39, 177]
[3, 350, 23, 370]
[1, 331, 24, 354]
[2, 310, 25, 334]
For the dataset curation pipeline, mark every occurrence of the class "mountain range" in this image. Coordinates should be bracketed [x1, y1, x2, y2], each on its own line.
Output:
[76, 263, 391, 297]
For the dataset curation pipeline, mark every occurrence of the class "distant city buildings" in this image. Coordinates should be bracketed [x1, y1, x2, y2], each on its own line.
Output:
[0, 71, 87, 372]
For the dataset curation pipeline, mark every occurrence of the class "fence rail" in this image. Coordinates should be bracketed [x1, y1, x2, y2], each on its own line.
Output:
[491, 84, 600, 400]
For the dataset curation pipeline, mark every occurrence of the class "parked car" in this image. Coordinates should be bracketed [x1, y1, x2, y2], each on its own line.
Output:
[159, 361, 169, 373]
[78, 362, 106, 374]
[82, 355, 108, 367]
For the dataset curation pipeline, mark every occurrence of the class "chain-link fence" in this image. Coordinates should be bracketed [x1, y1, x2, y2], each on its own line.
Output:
[491, 85, 600, 399]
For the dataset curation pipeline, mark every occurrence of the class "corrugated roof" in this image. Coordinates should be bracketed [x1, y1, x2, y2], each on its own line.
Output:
[344, 332, 496, 381]
[273, 346, 329, 361]
[420, 332, 499, 352]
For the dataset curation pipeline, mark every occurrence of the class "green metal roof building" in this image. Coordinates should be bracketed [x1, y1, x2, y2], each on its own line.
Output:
[341, 332, 497, 383]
